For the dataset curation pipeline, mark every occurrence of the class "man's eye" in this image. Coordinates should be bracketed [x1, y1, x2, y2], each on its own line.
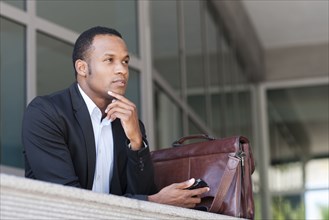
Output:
[106, 58, 113, 62]
[123, 60, 129, 65]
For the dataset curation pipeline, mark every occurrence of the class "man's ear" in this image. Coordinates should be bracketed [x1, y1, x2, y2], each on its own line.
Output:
[75, 59, 88, 77]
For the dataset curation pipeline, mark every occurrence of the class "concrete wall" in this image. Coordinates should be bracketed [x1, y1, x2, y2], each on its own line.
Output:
[0, 174, 240, 220]
[265, 43, 329, 81]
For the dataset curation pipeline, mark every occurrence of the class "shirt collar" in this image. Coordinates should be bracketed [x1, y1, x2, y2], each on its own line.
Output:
[77, 83, 112, 125]
[77, 83, 98, 116]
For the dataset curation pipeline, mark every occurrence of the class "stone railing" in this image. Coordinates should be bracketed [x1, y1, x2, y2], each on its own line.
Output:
[0, 173, 240, 219]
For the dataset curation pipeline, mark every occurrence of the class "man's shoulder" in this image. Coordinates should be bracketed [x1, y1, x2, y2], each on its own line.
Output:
[27, 84, 76, 112]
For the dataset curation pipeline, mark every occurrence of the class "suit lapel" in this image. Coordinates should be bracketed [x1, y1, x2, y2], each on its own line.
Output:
[110, 119, 124, 195]
[70, 83, 96, 190]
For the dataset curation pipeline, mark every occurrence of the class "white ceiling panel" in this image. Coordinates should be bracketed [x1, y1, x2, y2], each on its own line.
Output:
[242, 0, 329, 48]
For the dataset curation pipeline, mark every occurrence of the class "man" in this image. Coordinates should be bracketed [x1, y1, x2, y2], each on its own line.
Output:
[22, 26, 208, 208]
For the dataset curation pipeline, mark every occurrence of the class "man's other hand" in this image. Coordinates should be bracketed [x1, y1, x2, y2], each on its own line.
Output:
[148, 178, 210, 208]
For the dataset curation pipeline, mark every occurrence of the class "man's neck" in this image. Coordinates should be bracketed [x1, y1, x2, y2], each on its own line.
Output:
[77, 83, 112, 116]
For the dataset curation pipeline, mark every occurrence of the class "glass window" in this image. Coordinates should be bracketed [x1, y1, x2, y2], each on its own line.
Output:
[231, 59, 249, 135]
[272, 195, 305, 220]
[305, 159, 329, 219]
[205, 8, 225, 135]
[188, 118, 204, 135]
[223, 92, 237, 136]
[220, 39, 233, 86]
[187, 94, 206, 121]
[267, 85, 328, 162]
[306, 158, 328, 189]
[225, 51, 243, 136]
[153, 84, 183, 149]
[0, 17, 25, 168]
[210, 93, 224, 136]
[151, 1, 181, 93]
[2, 0, 25, 10]
[211, 89, 252, 138]
[37, 32, 74, 96]
[238, 90, 253, 138]
[267, 85, 329, 219]
[218, 39, 233, 137]
[269, 162, 303, 191]
[36, 0, 138, 56]
[305, 189, 329, 220]
[205, 6, 219, 87]
[183, 0, 206, 122]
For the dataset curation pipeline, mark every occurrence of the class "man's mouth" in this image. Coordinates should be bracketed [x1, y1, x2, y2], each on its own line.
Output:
[112, 79, 126, 86]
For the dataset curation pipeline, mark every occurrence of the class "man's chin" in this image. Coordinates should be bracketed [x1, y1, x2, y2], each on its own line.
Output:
[107, 88, 126, 97]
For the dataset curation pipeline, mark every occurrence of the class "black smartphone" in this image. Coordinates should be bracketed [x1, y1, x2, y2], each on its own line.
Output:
[185, 178, 208, 190]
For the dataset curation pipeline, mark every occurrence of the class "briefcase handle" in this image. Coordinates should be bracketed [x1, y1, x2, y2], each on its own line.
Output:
[172, 134, 215, 147]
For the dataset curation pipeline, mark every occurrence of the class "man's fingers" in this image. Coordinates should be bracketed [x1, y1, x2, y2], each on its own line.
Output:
[174, 178, 195, 189]
[105, 103, 136, 122]
[107, 106, 132, 116]
[105, 97, 136, 115]
[190, 187, 210, 197]
[108, 91, 122, 99]
[182, 194, 202, 208]
[108, 91, 134, 106]
[106, 92, 136, 113]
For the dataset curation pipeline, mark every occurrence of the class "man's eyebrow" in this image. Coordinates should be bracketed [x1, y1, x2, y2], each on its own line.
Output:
[103, 53, 130, 59]
[103, 53, 115, 57]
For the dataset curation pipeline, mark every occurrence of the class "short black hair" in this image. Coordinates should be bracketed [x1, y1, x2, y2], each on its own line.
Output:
[72, 26, 123, 77]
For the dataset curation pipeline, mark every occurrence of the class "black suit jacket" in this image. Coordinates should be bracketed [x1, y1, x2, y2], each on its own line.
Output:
[22, 83, 157, 200]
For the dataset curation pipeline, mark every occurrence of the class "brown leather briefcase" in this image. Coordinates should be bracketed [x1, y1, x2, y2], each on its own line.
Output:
[150, 134, 255, 219]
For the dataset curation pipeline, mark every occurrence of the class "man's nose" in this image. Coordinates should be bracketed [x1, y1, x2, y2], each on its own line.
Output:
[114, 62, 127, 75]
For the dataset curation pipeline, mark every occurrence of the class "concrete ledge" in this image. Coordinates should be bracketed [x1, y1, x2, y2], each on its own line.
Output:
[0, 174, 240, 219]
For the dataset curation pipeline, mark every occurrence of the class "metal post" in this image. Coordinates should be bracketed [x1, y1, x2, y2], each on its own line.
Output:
[252, 84, 272, 219]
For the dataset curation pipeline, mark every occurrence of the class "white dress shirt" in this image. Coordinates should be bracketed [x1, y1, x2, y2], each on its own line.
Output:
[78, 84, 113, 194]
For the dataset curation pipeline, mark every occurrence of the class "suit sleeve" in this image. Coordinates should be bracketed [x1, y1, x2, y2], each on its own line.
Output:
[124, 122, 158, 199]
[22, 97, 81, 187]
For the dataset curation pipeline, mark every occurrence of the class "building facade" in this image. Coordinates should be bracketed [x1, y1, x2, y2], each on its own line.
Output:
[1, 0, 328, 219]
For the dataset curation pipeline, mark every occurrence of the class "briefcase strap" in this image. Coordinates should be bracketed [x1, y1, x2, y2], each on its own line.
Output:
[209, 155, 240, 213]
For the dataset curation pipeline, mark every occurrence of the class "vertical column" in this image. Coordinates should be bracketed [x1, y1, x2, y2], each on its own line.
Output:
[200, 0, 212, 129]
[26, 0, 37, 104]
[252, 84, 272, 219]
[177, 0, 189, 136]
[218, 34, 227, 137]
[138, 0, 155, 148]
